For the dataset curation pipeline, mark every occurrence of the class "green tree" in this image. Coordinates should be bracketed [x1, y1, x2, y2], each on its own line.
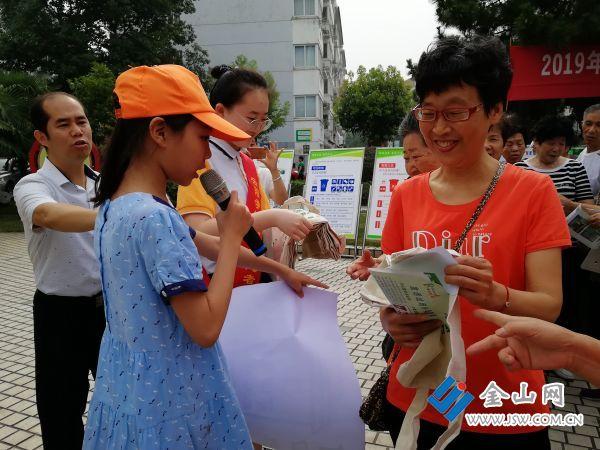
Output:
[433, 0, 600, 46]
[432, 0, 600, 136]
[344, 131, 367, 148]
[0, 71, 48, 160]
[69, 63, 116, 146]
[184, 43, 211, 82]
[0, 0, 210, 88]
[333, 65, 413, 146]
[231, 55, 291, 136]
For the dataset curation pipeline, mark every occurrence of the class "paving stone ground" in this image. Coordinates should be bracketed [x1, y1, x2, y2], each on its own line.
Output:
[1, 232, 599, 449]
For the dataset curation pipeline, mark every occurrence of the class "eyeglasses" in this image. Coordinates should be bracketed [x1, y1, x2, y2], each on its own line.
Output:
[234, 111, 273, 132]
[412, 104, 483, 122]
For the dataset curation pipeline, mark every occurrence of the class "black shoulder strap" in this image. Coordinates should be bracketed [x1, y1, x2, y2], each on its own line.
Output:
[209, 139, 234, 160]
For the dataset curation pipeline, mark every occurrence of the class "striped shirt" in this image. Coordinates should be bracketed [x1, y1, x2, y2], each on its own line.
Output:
[515, 158, 593, 201]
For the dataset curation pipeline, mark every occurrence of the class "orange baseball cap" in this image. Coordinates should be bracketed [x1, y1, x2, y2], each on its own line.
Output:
[113, 65, 250, 142]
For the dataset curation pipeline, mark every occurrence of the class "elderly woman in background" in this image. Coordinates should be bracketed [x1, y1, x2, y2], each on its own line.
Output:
[501, 114, 529, 164]
[515, 115, 595, 380]
[484, 117, 506, 160]
[400, 111, 440, 177]
[515, 115, 593, 213]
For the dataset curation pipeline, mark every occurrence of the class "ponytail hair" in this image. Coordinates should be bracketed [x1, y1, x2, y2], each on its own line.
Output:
[209, 65, 269, 108]
[94, 114, 194, 206]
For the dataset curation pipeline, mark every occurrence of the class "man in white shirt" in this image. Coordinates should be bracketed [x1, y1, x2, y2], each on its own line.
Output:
[13, 92, 104, 450]
[576, 104, 600, 400]
[577, 104, 600, 197]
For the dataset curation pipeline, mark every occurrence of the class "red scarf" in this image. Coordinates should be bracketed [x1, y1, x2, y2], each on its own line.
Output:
[232, 152, 263, 287]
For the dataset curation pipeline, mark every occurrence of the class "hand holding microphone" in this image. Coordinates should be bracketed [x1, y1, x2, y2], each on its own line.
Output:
[200, 169, 267, 256]
[215, 190, 253, 244]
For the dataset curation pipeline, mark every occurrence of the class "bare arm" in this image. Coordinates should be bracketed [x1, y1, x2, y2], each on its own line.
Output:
[569, 333, 600, 386]
[445, 248, 563, 322]
[261, 143, 289, 206]
[559, 194, 594, 215]
[32, 202, 97, 232]
[192, 231, 287, 276]
[511, 248, 563, 321]
[171, 237, 243, 348]
[467, 309, 600, 386]
[186, 209, 287, 235]
[191, 231, 328, 296]
[268, 169, 289, 206]
[170, 192, 250, 347]
[184, 209, 311, 241]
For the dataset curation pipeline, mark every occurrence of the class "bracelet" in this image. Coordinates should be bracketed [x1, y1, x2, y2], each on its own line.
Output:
[501, 284, 511, 311]
[272, 175, 282, 182]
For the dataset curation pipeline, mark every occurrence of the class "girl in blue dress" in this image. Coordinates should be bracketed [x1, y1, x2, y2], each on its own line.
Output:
[84, 65, 325, 449]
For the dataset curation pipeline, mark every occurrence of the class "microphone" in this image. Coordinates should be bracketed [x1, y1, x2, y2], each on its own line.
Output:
[199, 169, 267, 256]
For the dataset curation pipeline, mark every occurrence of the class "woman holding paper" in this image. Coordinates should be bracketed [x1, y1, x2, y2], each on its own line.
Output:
[515, 115, 595, 376]
[514, 115, 594, 214]
[349, 36, 570, 449]
[586, 204, 600, 225]
[177, 65, 311, 287]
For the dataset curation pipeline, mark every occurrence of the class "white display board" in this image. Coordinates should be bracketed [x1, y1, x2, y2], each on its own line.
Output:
[304, 148, 364, 238]
[278, 149, 294, 191]
[366, 147, 408, 239]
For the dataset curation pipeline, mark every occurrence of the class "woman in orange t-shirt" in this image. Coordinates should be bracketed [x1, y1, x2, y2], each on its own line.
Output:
[348, 36, 570, 449]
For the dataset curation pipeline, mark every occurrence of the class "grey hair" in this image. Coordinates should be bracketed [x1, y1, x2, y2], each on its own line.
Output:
[583, 104, 600, 118]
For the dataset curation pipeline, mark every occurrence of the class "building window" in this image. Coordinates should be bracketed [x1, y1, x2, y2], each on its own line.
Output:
[295, 95, 317, 118]
[322, 6, 328, 21]
[323, 43, 328, 59]
[295, 45, 316, 68]
[294, 0, 315, 16]
[324, 78, 328, 94]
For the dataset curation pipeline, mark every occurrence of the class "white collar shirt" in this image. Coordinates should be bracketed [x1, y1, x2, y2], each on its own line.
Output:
[577, 147, 600, 196]
[201, 138, 251, 274]
[207, 138, 248, 206]
[13, 158, 101, 297]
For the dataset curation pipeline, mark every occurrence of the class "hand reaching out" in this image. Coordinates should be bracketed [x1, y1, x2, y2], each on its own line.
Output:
[346, 249, 378, 281]
[467, 309, 575, 372]
[279, 267, 329, 297]
[260, 142, 283, 173]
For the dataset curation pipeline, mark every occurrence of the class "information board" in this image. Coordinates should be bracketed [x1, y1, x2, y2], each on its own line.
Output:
[366, 147, 408, 239]
[278, 149, 294, 191]
[305, 148, 364, 238]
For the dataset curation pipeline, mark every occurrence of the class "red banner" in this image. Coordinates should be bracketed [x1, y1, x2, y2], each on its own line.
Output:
[508, 45, 600, 102]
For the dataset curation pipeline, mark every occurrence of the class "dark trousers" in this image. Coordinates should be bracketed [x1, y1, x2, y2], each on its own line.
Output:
[33, 290, 106, 450]
[560, 246, 600, 339]
[384, 401, 550, 449]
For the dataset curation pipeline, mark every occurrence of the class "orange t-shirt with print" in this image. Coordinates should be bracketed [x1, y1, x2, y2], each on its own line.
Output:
[382, 163, 571, 434]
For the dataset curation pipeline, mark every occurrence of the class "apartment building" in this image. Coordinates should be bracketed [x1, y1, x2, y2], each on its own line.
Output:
[189, 0, 346, 152]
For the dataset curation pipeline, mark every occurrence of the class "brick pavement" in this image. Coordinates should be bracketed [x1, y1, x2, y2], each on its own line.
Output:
[1, 232, 599, 449]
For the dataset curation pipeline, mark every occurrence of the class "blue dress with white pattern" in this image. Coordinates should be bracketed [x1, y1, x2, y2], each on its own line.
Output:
[84, 193, 251, 449]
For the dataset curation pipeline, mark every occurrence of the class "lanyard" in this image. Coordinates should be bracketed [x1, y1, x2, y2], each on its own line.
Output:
[209, 139, 248, 185]
[209, 139, 234, 160]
